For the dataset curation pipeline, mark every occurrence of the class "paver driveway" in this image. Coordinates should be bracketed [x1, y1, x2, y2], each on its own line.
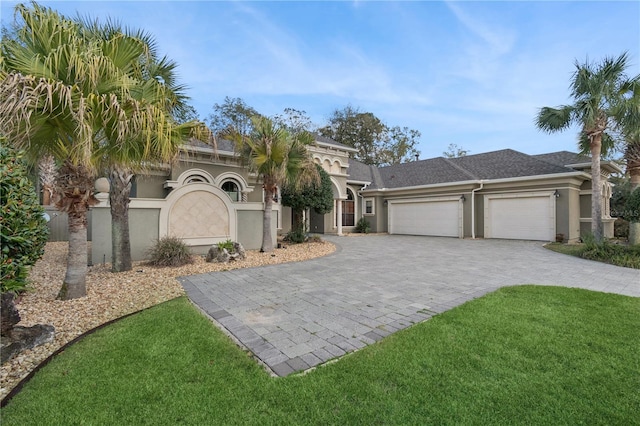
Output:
[180, 235, 639, 377]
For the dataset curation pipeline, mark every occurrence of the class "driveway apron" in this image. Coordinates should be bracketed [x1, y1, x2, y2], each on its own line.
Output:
[179, 235, 640, 377]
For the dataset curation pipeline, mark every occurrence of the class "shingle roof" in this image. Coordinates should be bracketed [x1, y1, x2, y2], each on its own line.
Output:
[359, 149, 582, 190]
[532, 151, 591, 167]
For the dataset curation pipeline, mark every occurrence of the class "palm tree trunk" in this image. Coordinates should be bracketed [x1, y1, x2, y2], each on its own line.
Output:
[54, 161, 97, 300]
[627, 143, 640, 245]
[261, 186, 274, 253]
[58, 210, 88, 299]
[590, 135, 604, 242]
[109, 166, 133, 272]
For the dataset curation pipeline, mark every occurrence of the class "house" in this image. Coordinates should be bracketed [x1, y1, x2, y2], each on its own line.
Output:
[86, 136, 620, 264]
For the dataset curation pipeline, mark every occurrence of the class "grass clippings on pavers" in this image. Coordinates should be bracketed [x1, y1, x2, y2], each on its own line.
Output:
[2, 285, 639, 425]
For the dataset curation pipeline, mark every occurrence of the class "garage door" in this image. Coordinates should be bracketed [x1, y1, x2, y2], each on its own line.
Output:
[389, 198, 461, 237]
[484, 194, 554, 241]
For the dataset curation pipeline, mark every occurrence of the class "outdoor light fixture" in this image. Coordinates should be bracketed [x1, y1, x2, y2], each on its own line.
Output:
[554, 190, 560, 198]
[460, 194, 466, 202]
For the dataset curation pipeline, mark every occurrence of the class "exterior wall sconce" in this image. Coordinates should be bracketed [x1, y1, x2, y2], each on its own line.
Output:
[383, 200, 388, 206]
[460, 194, 466, 201]
[554, 190, 560, 198]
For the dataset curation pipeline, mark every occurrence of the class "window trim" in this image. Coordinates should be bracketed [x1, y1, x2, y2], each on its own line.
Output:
[221, 179, 241, 202]
[364, 197, 375, 216]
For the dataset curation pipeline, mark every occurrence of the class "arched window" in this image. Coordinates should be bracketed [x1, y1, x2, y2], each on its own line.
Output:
[341, 188, 355, 226]
[185, 174, 207, 184]
[222, 180, 240, 202]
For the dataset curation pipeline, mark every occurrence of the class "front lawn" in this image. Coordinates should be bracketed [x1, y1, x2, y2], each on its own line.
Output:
[2, 286, 639, 425]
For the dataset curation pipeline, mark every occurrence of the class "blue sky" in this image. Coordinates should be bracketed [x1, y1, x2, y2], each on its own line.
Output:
[2, 1, 639, 159]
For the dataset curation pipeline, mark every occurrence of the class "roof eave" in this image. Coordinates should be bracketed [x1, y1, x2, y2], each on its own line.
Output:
[315, 140, 358, 153]
[361, 171, 590, 194]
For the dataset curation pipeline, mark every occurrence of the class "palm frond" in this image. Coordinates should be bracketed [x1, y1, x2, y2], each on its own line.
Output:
[535, 105, 574, 133]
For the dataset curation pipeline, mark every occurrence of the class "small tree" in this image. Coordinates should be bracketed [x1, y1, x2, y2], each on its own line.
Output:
[443, 143, 470, 158]
[281, 164, 333, 231]
[0, 143, 49, 335]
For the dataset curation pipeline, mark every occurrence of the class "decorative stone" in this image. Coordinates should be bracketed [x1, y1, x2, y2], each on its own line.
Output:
[1, 293, 20, 336]
[1, 324, 55, 364]
[94, 177, 110, 193]
[205, 242, 246, 263]
[232, 242, 246, 260]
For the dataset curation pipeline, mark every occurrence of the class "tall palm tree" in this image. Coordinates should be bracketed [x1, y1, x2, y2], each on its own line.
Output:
[615, 78, 640, 243]
[230, 116, 318, 252]
[536, 53, 632, 242]
[82, 19, 213, 272]
[0, 3, 186, 297]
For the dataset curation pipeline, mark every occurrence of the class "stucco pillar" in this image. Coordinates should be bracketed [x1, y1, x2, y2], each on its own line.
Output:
[336, 198, 343, 236]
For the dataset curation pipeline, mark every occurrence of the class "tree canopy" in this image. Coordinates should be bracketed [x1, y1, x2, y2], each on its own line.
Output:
[208, 96, 260, 137]
[281, 164, 333, 229]
[318, 105, 421, 166]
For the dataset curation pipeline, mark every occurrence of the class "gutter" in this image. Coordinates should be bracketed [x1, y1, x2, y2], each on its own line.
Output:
[471, 181, 484, 239]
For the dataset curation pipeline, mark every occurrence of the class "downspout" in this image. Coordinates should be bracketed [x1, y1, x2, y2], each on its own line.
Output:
[471, 180, 484, 239]
[357, 183, 370, 221]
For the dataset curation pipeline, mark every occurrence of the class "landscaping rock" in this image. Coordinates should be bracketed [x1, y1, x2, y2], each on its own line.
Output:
[206, 242, 246, 263]
[1, 293, 21, 337]
[232, 242, 246, 260]
[1, 324, 55, 364]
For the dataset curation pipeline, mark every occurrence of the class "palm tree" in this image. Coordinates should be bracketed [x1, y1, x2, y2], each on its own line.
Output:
[0, 3, 186, 297]
[82, 20, 213, 272]
[536, 53, 633, 242]
[615, 78, 640, 244]
[230, 116, 318, 252]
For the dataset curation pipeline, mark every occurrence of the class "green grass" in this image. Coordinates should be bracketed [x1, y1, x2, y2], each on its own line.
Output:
[3, 286, 639, 425]
[546, 241, 640, 269]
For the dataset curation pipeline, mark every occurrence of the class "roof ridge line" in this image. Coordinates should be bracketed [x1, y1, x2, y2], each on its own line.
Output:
[441, 157, 480, 180]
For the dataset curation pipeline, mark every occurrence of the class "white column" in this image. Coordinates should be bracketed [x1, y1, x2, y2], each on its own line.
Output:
[336, 198, 343, 236]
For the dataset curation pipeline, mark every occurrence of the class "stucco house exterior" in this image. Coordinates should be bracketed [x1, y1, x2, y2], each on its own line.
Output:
[86, 135, 620, 264]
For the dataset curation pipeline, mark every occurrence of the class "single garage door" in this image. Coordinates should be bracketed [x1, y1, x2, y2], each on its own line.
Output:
[389, 197, 461, 237]
[484, 193, 554, 241]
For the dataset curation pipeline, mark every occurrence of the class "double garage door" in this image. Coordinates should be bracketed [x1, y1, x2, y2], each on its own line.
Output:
[388, 192, 555, 241]
[388, 197, 462, 237]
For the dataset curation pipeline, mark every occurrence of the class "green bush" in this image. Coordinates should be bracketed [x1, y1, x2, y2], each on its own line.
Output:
[625, 188, 640, 223]
[614, 218, 629, 239]
[147, 236, 194, 267]
[580, 233, 640, 269]
[216, 239, 234, 251]
[355, 217, 371, 234]
[284, 224, 307, 244]
[0, 144, 49, 294]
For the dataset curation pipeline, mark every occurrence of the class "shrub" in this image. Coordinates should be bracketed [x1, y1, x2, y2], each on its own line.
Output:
[307, 234, 323, 243]
[284, 224, 307, 244]
[580, 233, 640, 269]
[216, 239, 234, 251]
[0, 144, 49, 294]
[147, 236, 194, 267]
[624, 188, 640, 223]
[355, 217, 371, 234]
[614, 218, 629, 239]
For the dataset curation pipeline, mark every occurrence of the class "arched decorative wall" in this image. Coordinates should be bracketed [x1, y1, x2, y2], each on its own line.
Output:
[159, 183, 236, 246]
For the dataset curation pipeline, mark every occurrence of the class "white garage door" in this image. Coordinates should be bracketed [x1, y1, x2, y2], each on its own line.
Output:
[485, 194, 554, 241]
[389, 198, 461, 237]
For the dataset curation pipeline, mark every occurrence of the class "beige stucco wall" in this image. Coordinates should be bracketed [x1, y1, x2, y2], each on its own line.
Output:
[237, 210, 278, 250]
[90, 205, 160, 265]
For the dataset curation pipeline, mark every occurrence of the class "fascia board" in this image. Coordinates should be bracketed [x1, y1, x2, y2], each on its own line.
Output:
[315, 141, 359, 153]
